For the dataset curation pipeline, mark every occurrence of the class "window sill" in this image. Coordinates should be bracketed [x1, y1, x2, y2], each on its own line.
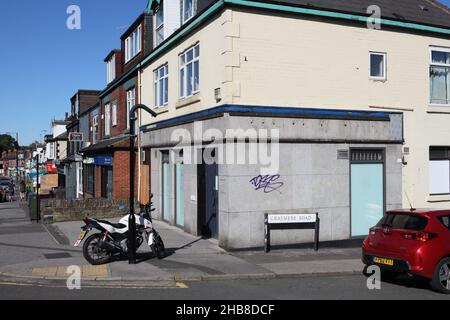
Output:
[369, 77, 387, 82]
[176, 94, 201, 109]
[154, 106, 169, 115]
[427, 194, 450, 203]
[427, 105, 450, 114]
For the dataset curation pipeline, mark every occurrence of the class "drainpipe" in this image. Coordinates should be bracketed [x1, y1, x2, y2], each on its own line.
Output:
[137, 69, 142, 203]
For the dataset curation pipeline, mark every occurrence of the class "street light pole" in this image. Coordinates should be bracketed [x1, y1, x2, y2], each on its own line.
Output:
[128, 104, 157, 264]
[35, 153, 40, 223]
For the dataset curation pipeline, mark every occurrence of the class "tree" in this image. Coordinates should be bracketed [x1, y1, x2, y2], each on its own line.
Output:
[28, 141, 43, 151]
[0, 134, 18, 155]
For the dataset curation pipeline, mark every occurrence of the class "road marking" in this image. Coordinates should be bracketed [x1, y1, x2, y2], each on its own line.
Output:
[0, 281, 186, 290]
[32, 265, 110, 278]
[176, 282, 189, 289]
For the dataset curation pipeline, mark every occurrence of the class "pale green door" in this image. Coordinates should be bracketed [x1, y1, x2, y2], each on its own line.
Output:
[350, 151, 384, 237]
[162, 152, 170, 221]
[175, 163, 185, 227]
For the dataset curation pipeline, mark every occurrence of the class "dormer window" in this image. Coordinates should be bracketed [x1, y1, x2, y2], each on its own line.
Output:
[155, 4, 164, 46]
[182, 0, 195, 24]
[125, 26, 142, 63]
[106, 55, 116, 84]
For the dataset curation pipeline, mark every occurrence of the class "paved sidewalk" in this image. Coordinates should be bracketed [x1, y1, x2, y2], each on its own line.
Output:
[0, 201, 364, 287]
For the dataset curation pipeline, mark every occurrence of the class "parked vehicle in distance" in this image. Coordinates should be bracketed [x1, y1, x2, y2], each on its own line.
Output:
[363, 209, 450, 293]
[0, 180, 12, 202]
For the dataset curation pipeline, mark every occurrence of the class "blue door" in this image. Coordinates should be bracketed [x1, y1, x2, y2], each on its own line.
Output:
[350, 149, 385, 237]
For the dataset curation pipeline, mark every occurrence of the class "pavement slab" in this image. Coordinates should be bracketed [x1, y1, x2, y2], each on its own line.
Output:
[0, 201, 366, 286]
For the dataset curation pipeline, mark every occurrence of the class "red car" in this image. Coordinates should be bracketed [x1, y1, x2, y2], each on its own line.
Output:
[362, 209, 450, 293]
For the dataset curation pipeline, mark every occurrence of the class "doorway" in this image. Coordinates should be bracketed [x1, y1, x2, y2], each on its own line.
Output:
[198, 148, 219, 239]
[161, 151, 170, 222]
[101, 166, 113, 199]
[350, 149, 385, 237]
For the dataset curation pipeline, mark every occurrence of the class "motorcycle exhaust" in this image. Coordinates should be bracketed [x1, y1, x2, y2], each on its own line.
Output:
[98, 240, 122, 254]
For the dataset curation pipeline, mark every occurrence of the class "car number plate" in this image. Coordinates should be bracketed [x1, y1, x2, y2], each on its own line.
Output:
[373, 257, 394, 266]
[74, 230, 87, 247]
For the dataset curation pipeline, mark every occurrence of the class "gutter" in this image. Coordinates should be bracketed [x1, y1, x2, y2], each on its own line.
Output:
[100, 0, 450, 99]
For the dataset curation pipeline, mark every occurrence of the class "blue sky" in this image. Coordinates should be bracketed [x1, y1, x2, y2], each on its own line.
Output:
[0, 0, 449, 145]
[0, 1, 146, 145]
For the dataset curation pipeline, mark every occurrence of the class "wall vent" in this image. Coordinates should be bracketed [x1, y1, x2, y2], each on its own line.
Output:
[337, 150, 349, 160]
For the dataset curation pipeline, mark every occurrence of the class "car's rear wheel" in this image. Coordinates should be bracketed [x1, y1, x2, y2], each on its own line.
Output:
[430, 257, 450, 294]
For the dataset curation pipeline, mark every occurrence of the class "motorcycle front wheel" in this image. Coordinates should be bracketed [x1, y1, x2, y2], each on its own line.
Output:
[83, 234, 113, 265]
[151, 232, 166, 259]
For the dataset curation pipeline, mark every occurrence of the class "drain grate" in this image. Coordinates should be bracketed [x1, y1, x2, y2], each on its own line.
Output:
[44, 252, 72, 260]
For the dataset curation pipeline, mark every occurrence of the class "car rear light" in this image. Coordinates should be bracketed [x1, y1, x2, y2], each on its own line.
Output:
[402, 231, 437, 242]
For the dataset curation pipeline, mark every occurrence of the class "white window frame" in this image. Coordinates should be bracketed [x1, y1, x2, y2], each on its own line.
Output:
[77, 165, 83, 197]
[182, 0, 196, 24]
[126, 88, 136, 130]
[104, 103, 111, 136]
[93, 114, 99, 144]
[369, 52, 387, 81]
[154, 64, 169, 108]
[179, 44, 200, 99]
[125, 26, 142, 63]
[106, 55, 116, 84]
[429, 46, 450, 106]
[154, 5, 164, 46]
[112, 101, 117, 127]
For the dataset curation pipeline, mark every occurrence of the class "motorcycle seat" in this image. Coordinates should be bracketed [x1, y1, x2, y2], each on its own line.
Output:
[95, 219, 126, 230]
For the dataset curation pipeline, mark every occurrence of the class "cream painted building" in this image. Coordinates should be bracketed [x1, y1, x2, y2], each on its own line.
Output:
[130, 0, 450, 248]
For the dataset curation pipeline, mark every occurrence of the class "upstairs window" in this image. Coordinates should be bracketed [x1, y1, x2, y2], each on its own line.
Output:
[154, 64, 169, 108]
[92, 113, 99, 144]
[180, 44, 200, 98]
[125, 26, 142, 63]
[369, 52, 386, 81]
[430, 47, 450, 105]
[104, 103, 111, 136]
[106, 55, 116, 84]
[155, 4, 164, 46]
[112, 101, 117, 127]
[126, 88, 136, 130]
[182, 0, 195, 24]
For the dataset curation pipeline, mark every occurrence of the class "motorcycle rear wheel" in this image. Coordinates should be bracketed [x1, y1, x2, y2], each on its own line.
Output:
[83, 234, 113, 265]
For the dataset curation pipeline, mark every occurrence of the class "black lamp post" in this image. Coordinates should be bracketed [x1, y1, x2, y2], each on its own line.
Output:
[128, 104, 157, 264]
[35, 153, 40, 223]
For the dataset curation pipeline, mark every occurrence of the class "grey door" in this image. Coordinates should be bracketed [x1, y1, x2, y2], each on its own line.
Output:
[198, 148, 219, 239]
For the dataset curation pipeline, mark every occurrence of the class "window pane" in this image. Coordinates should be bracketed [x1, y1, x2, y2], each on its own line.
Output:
[187, 63, 193, 95]
[370, 54, 384, 77]
[184, 0, 193, 22]
[187, 49, 193, 63]
[156, 7, 164, 27]
[432, 51, 450, 65]
[194, 60, 199, 91]
[159, 78, 164, 106]
[156, 28, 164, 45]
[429, 160, 450, 194]
[154, 81, 158, 106]
[430, 66, 450, 104]
[180, 68, 185, 96]
[164, 77, 168, 103]
[194, 45, 199, 58]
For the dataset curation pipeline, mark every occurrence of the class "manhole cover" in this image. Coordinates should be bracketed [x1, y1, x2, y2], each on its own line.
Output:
[44, 252, 72, 259]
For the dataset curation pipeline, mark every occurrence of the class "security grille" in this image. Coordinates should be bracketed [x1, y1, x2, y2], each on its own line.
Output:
[351, 149, 384, 163]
